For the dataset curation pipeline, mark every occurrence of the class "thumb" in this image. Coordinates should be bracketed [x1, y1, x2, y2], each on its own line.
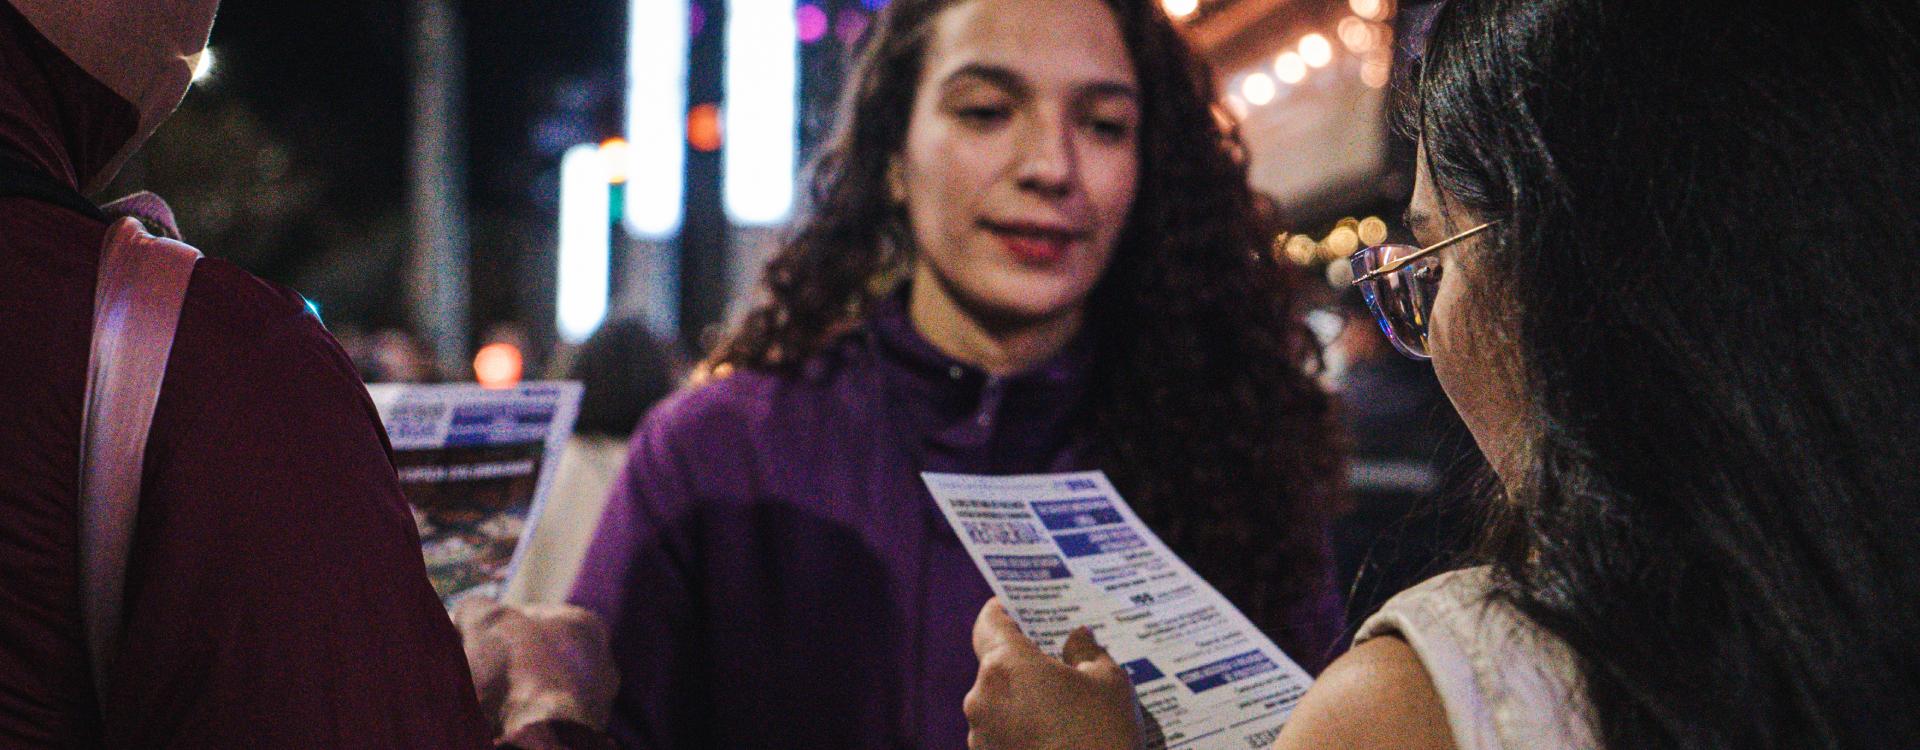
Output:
[972, 598, 1041, 660]
[1061, 626, 1111, 669]
[452, 594, 505, 634]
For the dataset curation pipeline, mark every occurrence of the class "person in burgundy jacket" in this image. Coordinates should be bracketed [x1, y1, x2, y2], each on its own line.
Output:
[0, 2, 611, 746]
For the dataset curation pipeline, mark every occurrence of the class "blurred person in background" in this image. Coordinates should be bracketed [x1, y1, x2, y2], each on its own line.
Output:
[343, 326, 436, 383]
[961, 0, 1920, 748]
[504, 317, 682, 605]
[546, 0, 1346, 747]
[0, 0, 608, 745]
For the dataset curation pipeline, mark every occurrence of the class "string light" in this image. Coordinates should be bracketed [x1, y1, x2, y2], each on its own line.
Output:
[1323, 226, 1360, 261]
[1285, 235, 1320, 265]
[1299, 33, 1333, 68]
[1349, 0, 1388, 21]
[1274, 51, 1308, 84]
[1338, 17, 1375, 53]
[1224, 16, 1395, 120]
[1240, 73, 1278, 106]
[1362, 50, 1393, 88]
[1358, 216, 1389, 246]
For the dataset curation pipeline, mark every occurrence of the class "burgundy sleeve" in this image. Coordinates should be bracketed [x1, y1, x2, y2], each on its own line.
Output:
[96, 264, 491, 748]
[567, 396, 706, 750]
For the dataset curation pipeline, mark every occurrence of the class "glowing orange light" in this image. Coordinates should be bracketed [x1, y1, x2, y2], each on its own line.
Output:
[688, 103, 724, 153]
[598, 137, 631, 184]
[1349, 0, 1387, 21]
[473, 343, 524, 389]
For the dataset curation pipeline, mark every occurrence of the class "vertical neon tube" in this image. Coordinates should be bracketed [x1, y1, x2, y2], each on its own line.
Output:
[724, 0, 799, 225]
[558, 144, 611, 344]
[626, 0, 689, 238]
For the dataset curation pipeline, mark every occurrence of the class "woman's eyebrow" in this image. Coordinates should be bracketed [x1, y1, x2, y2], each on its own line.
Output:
[940, 63, 1138, 104]
[940, 63, 1028, 97]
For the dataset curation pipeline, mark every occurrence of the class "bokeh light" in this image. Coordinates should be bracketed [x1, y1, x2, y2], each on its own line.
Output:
[598, 137, 630, 184]
[1338, 17, 1374, 53]
[1349, 0, 1388, 21]
[1362, 50, 1393, 88]
[1241, 73, 1277, 106]
[1285, 235, 1319, 265]
[688, 103, 723, 152]
[1324, 226, 1360, 260]
[1358, 216, 1390, 246]
[1299, 33, 1333, 68]
[796, 4, 828, 43]
[1162, 0, 1199, 20]
[473, 343, 524, 389]
[1274, 51, 1308, 84]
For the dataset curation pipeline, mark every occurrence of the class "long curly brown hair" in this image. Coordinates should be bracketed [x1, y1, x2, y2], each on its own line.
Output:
[709, 0, 1344, 644]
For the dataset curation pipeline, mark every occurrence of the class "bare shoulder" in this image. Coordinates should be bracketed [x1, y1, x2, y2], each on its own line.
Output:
[1271, 635, 1455, 750]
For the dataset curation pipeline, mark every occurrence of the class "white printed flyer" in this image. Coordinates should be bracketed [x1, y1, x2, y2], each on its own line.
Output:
[369, 381, 582, 608]
[922, 471, 1312, 750]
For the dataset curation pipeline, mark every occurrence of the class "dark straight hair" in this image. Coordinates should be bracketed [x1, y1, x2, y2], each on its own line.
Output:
[1414, 0, 1920, 746]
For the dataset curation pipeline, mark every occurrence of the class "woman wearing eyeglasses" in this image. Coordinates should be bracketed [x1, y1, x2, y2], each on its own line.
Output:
[962, 0, 1920, 748]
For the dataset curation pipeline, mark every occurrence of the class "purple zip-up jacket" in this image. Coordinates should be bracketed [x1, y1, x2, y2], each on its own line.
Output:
[570, 295, 1344, 750]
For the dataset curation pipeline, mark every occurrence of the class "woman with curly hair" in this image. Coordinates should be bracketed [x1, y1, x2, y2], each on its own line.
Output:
[564, 0, 1345, 747]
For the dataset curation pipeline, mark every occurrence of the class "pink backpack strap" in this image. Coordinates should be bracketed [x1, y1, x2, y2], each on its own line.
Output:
[77, 216, 202, 705]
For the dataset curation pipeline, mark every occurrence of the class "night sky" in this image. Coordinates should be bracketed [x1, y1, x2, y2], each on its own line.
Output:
[206, 0, 626, 217]
[166, 0, 858, 354]
[170, 0, 631, 341]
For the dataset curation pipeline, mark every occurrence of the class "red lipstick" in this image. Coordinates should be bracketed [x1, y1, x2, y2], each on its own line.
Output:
[983, 220, 1083, 265]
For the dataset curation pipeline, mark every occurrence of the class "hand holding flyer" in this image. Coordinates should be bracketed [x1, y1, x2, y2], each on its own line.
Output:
[923, 471, 1312, 750]
[370, 381, 582, 607]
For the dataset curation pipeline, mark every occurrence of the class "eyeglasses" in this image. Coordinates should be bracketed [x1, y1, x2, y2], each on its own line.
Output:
[1347, 221, 1494, 360]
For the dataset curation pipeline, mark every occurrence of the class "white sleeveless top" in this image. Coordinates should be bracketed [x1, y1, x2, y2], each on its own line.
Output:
[1354, 567, 1600, 750]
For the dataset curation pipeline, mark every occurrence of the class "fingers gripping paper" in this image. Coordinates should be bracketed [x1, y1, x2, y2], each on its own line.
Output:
[370, 381, 583, 607]
[923, 471, 1313, 750]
